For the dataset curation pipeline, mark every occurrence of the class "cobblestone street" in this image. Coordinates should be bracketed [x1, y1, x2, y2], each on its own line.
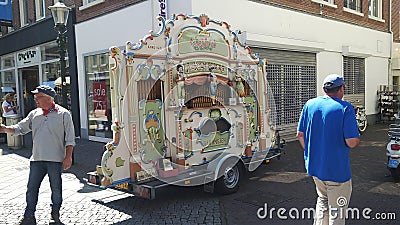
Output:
[0, 124, 399, 225]
[0, 141, 222, 225]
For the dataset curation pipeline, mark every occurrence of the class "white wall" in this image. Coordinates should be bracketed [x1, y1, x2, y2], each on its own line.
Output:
[365, 57, 389, 114]
[190, 0, 391, 58]
[75, 0, 392, 137]
[190, 0, 390, 116]
[316, 52, 343, 96]
[75, 1, 153, 135]
[168, 0, 192, 16]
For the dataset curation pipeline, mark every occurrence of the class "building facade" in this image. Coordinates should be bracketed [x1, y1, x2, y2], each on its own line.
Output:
[2, 1, 391, 142]
[73, 0, 391, 141]
[391, 0, 400, 84]
[0, 0, 80, 145]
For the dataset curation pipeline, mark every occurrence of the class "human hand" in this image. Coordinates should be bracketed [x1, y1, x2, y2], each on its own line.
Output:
[63, 156, 73, 170]
[0, 124, 6, 133]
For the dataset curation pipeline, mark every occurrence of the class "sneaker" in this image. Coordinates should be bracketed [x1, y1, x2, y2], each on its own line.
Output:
[15, 216, 36, 225]
[50, 211, 60, 223]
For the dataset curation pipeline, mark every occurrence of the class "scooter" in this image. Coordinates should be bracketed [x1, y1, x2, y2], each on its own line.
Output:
[387, 123, 400, 182]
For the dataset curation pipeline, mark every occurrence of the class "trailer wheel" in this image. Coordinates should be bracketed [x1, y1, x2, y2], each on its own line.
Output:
[215, 160, 243, 194]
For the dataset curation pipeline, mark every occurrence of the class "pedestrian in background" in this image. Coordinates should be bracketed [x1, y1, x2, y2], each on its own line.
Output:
[0, 85, 75, 225]
[2, 93, 18, 118]
[297, 74, 360, 225]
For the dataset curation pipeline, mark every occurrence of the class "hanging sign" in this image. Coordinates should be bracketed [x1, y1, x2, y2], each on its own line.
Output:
[152, 0, 167, 32]
[0, 0, 12, 26]
[16, 48, 40, 66]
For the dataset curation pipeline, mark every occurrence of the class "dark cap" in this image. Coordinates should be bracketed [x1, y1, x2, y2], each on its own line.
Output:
[323, 74, 345, 89]
[31, 85, 56, 98]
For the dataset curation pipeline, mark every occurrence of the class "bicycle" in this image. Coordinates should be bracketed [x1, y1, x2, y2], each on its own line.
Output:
[350, 100, 367, 134]
[269, 127, 286, 159]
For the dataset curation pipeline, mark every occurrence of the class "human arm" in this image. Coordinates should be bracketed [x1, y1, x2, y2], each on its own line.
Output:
[297, 103, 307, 150]
[0, 123, 15, 134]
[3, 104, 16, 113]
[297, 131, 305, 149]
[343, 103, 361, 149]
[63, 111, 76, 170]
[63, 145, 74, 170]
[345, 137, 360, 148]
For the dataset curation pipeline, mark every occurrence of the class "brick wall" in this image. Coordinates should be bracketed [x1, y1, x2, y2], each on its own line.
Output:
[0, 0, 398, 42]
[393, 0, 400, 42]
[256, 0, 390, 32]
[1, 0, 74, 34]
[75, 0, 144, 23]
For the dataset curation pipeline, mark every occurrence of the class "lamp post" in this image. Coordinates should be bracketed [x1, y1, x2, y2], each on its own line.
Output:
[49, 0, 70, 108]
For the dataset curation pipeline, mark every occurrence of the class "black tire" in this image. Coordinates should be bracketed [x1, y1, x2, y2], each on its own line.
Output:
[389, 168, 400, 183]
[358, 118, 367, 134]
[215, 160, 243, 194]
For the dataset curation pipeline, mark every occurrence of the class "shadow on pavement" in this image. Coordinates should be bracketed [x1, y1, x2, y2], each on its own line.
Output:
[0, 138, 105, 194]
[2, 124, 400, 225]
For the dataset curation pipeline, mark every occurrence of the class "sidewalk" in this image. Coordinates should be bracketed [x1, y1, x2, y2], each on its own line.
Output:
[0, 139, 222, 225]
[0, 139, 135, 225]
[0, 124, 399, 225]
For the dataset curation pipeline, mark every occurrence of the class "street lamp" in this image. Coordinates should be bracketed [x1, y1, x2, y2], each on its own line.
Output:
[49, 0, 70, 108]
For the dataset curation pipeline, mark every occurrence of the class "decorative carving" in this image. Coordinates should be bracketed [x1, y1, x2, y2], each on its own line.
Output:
[176, 64, 186, 107]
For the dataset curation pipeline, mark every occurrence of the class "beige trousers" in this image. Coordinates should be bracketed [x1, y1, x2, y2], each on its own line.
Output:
[313, 177, 352, 225]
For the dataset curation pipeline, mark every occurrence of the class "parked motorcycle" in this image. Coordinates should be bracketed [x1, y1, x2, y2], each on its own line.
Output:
[387, 123, 400, 182]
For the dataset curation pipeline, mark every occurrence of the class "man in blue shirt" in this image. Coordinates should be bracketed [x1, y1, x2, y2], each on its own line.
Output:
[297, 74, 360, 225]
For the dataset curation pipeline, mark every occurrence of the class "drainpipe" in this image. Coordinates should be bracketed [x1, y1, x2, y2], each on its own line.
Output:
[389, 0, 393, 85]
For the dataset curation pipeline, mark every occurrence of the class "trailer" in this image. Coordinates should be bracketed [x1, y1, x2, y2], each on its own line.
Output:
[87, 14, 284, 199]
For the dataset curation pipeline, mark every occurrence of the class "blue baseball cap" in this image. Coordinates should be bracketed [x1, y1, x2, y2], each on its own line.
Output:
[323, 74, 345, 89]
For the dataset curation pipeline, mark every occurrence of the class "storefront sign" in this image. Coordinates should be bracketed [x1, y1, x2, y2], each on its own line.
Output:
[93, 81, 108, 119]
[0, 0, 12, 26]
[152, 0, 168, 32]
[16, 48, 39, 66]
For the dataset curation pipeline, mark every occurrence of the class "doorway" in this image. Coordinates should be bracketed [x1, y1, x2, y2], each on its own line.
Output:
[20, 66, 39, 117]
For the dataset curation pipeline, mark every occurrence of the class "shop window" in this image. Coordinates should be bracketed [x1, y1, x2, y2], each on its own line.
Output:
[41, 44, 70, 100]
[85, 53, 112, 138]
[1, 70, 16, 87]
[41, 42, 60, 61]
[35, 0, 45, 21]
[1, 55, 15, 69]
[42, 62, 60, 85]
[0, 70, 17, 104]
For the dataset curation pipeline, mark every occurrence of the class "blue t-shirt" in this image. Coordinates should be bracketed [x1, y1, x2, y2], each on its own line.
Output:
[297, 96, 360, 182]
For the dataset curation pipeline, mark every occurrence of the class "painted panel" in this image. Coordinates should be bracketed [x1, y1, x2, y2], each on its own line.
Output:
[178, 28, 229, 57]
